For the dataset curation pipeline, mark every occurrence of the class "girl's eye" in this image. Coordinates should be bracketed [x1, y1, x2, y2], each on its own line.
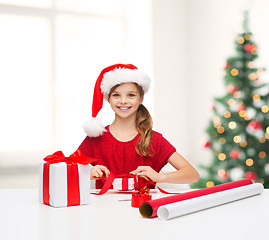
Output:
[112, 93, 120, 97]
[128, 94, 135, 97]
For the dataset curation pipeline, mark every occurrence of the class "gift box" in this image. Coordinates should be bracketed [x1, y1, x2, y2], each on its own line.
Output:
[131, 187, 152, 208]
[39, 150, 96, 207]
[113, 177, 135, 191]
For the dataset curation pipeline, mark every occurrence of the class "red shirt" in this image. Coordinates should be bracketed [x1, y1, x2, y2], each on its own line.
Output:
[78, 126, 176, 188]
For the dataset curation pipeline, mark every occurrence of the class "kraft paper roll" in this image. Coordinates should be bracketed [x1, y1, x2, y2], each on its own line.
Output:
[139, 178, 253, 218]
[157, 183, 264, 220]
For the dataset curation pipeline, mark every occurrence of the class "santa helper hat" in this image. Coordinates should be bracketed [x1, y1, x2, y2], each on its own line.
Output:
[83, 64, 151, 137]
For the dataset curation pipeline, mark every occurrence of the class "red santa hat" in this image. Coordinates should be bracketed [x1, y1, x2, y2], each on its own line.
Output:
[83, 63, 151, 137]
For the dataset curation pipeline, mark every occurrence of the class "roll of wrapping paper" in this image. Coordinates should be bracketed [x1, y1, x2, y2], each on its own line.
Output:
[139, 178, 253, 218]
[157, 183, 264, 220]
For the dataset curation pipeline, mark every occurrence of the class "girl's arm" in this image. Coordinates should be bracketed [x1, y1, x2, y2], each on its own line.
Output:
[130, 152, 200, 184]
[159, 152, 200, 184]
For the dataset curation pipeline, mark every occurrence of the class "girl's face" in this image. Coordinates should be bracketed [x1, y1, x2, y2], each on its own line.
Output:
[108, 83, 144, 120]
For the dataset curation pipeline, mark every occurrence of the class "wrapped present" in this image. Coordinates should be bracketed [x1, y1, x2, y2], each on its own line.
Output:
[113, 176, 135, 191]
[131, 186, 152, 208]
[39, 150, 96, 207]
[92, 173, 137, 195]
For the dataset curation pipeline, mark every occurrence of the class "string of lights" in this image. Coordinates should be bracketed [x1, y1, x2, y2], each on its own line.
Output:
[192, 11, 269, 188]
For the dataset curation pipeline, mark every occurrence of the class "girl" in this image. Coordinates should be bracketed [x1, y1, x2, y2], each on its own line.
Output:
[78, 64, 199, 189]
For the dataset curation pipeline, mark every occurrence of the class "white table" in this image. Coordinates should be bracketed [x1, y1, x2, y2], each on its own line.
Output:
[0, 188, 268, 240]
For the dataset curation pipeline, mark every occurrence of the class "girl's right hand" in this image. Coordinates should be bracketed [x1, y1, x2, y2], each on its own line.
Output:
[90, 165, 110, 180]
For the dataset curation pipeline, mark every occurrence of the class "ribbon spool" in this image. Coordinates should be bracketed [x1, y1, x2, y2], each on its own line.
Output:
[131, 186, 152, 208]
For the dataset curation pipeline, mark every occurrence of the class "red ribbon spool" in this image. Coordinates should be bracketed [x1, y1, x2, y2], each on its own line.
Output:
[131, 187, 152, 208]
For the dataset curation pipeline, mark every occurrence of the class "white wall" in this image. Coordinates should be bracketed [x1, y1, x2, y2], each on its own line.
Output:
[152, 0, 269, 171]
[152, 0, 188, 153]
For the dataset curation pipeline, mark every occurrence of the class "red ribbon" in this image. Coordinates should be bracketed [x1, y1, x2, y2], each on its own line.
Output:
[145, 178, 178, 194]
[92, 173, 137, 195]
[43, 150, 96, 165]
[133, 186, 151, 196]
[115, 174, 138, 191]
[43, 150, 96, 206]
[122, 177, 129, 191]
[92, 172, 178, 196]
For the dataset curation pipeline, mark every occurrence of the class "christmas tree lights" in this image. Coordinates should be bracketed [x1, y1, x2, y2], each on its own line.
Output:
[193, 11, 269, 188]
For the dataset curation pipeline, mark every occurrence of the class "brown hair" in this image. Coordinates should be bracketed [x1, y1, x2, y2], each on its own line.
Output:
[135, 103, 153, 157]
[108, 83, 153, 157]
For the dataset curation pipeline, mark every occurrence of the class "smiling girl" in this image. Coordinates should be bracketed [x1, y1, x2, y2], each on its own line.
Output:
[77, 64, 199, 189]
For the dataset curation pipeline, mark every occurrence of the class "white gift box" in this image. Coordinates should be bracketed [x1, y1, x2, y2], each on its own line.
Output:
[112, 177, 135, 191]
[39, 162, 91, 207]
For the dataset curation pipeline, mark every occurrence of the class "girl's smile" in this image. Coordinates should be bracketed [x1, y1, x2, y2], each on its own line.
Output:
[117, 106, 132, 111]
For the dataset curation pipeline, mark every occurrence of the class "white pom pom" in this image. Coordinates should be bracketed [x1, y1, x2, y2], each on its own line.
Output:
[83, 118, 106, 137]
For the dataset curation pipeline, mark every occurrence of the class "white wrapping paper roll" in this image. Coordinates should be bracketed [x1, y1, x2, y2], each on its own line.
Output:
[157, 183, 264, 220]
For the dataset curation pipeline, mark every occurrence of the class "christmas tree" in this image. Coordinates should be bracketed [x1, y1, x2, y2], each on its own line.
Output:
[192, 11, 269, 189]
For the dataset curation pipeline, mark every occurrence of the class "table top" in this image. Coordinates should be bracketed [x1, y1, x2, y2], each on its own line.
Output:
[0, 188, 268, 240]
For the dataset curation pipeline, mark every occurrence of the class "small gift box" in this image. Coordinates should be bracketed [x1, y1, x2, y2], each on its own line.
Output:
[39, 150, 96, 207]
[113, 177, 135, 191]
[131, 186, 152, 208]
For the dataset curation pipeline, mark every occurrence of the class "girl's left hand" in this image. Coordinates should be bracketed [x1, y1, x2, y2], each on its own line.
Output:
[130, 166, 162, 183]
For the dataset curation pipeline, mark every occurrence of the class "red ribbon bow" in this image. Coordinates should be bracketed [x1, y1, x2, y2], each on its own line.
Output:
[42, 150, 96, 207]
[44, 149, 97, 165]
[133, 186, 150, 196]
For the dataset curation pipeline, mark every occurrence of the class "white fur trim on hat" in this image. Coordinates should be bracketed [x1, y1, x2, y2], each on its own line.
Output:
[83, 118, 106, 137]
[100, 67, 151, 99]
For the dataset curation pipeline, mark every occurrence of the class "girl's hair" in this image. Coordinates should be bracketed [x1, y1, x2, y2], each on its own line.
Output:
[135, 103, 153, 157]
[108, 83, 153, 157]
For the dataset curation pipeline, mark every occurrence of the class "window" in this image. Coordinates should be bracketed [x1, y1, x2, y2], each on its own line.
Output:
[0, 0, 152, 168]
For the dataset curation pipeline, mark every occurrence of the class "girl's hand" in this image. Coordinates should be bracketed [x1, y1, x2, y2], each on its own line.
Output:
[130, 166, 162, 183]
[90, 165, 110, 180]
